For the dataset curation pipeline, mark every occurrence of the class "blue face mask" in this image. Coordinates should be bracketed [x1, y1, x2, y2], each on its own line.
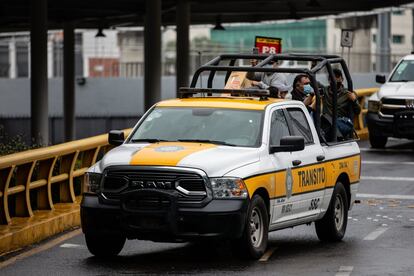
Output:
[303, 84, 314, 95]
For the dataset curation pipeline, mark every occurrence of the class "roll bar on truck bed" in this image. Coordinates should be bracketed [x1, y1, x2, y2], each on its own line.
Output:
[181, 53, 354, 143]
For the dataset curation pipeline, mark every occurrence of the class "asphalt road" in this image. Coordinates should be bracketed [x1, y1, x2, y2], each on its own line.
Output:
[1, 139, 414, 276]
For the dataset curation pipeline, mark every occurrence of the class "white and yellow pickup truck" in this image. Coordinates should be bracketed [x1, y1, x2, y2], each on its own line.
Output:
[81, 54, 361, 259]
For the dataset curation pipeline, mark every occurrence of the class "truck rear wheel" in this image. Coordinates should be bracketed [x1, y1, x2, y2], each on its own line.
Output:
[232, 194, 268, 259]
[369, 134, 388, 148]
[85, 233, 126, 257]
[315, 182, 348, 242]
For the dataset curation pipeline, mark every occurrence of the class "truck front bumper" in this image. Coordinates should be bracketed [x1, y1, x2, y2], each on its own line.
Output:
[81, 192, 248, 242]
[367, 111, 414, 139]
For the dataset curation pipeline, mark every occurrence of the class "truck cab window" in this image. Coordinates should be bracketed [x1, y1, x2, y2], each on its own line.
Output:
[286, 108, 314, 144]
[270, 109, 290, 146]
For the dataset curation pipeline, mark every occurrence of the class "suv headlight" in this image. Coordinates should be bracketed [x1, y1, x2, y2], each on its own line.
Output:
[210, 177, 248, 199]
[83, 172, 102, 194]
[368, 100, 381, 113]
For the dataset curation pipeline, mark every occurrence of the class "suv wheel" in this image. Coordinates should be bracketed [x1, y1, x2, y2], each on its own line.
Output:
[232, 194, 269, 259]
[85, 233, 126, 257]
[369, 134, 388, 148]
[315, 182, 348, 242]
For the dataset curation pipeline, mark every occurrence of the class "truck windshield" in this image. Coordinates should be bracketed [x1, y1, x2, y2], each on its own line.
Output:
[390, 60, 414, 82]
[129, 107, 264, 147]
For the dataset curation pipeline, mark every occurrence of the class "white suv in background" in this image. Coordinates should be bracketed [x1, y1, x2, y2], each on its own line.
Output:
[367, 54, 414, 148]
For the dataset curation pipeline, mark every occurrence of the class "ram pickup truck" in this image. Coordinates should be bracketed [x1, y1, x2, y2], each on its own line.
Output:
[368, 54, 414, 148]
[81, 54, 361, 259]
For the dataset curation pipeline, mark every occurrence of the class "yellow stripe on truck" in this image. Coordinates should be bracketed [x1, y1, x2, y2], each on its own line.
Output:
[130, 142, 216, 166]
[244, 154, 361, 199]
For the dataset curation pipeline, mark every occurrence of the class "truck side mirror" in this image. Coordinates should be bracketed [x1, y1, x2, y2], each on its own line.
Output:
[269, 136, 305, 154]
[108, 130, 125, 146]
[376, 74, 386, 84]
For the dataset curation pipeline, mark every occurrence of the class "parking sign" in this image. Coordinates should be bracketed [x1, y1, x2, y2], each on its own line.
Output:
[255, 36, 282, 54]
[341, 29, 354, 48]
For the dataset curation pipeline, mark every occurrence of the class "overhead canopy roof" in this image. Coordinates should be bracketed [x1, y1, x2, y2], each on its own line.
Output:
[0, 0, 411, 31]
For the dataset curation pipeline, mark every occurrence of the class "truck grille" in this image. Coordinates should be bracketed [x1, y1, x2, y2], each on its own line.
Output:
[380, 98, 407, 117]
[101, 168, 207, 203]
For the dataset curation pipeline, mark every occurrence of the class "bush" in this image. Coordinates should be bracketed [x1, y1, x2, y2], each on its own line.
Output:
[0, 125, 40, 156]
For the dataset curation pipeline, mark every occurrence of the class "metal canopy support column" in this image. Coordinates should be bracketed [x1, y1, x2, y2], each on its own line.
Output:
[64, 22, 75, 141]
[30, 0, 49, 145]
[144, 0, 161, 111]
[377, 12, 391, 73]
[176, 0, 190, 95]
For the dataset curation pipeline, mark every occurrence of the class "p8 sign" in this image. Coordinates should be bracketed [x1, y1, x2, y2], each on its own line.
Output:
[255, 36, 282, 54]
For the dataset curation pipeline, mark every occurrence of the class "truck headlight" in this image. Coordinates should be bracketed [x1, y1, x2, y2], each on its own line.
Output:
[83, 172, 102, 194]
[368, 100, 380, 112]
[210, 177, 248, 199]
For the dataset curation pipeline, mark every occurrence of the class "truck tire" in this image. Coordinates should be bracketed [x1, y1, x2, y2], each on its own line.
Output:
[232, 194, 269, 259]
[369, 134, 388, 148]
[315, 182, 348, 242]
[85, 233, 126, 257]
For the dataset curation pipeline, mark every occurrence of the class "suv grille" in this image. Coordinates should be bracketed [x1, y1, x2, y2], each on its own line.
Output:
[101, 168, 206, 202]
[380, 98, 407, 117]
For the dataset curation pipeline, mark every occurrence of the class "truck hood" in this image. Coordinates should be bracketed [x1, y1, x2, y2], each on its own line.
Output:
[377, 82, 414, 99]
[99, 142, 260, 177]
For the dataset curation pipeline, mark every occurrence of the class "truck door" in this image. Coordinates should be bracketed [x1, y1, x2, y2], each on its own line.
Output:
[268, 108, 298, 224]
[284, 107, 326, 219]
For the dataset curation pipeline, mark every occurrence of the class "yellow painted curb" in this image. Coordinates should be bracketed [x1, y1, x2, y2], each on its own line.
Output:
[0, 203, 80, 255]
[357, 128, 369, 140]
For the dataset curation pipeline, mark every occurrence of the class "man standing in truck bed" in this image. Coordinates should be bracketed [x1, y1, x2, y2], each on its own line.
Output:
[323, 68, 361, 137]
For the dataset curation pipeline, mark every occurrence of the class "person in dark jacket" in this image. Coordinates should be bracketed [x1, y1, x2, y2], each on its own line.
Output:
[323, 68, 361, 137]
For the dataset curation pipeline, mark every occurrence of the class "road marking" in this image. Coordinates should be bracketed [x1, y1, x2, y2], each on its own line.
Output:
[360, 147, 413, 153]
[60, 243, 85, 249]
[362, 160, 414, 165]
[363, 227, 388, 241]
[361, 176, 414, 182]
[335, 266, 354, 276]
[259, 247, 277, 262]
[357, 193, 414, 200]
[0, 229, 81, 269]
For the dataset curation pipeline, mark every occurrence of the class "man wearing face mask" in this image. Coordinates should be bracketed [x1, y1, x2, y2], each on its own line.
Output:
[323, 68, 361, 138]
[247, 60, 289, 91]
[291, 74, 315, 111]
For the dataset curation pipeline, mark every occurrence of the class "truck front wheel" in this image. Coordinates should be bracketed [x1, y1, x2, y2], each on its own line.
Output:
[85, 233, 126, 257]
[232, 194, 269, 259]
[369, 134, 388, 148]
[315, 182, 348, 242]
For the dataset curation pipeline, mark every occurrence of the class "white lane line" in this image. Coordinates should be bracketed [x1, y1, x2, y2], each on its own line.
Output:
[335, 266, 354, 276]
[363, 227, 388, 241]
[357, 193, 414, 200]
[362, 160, 414, 165]
[361, 176, 414, 182]
[259, 247, 277, 262]
[360, 147, 413, 153]
[60, 243, 86, 249]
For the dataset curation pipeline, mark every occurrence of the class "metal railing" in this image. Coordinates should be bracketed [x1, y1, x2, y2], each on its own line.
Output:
[0, 130, 131, 225]
[0, 89, 377, 225]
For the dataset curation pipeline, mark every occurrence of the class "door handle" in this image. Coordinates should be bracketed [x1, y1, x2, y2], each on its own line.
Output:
[316, 155, 325, 162]
[292, 160, 302, 166]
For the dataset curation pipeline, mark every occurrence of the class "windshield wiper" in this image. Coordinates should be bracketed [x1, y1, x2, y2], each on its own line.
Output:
[130, 138, 169, 143]
[178, 139, 237, 146]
